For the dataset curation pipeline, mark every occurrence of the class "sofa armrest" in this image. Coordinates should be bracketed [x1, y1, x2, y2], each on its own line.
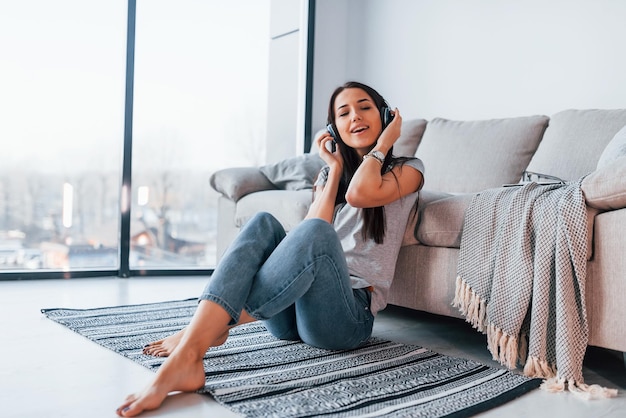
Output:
[214, 190, 313, 262]
[234, 190, 313, 230]
[210, 167, 276, 202]
[582, 155, 626, 211]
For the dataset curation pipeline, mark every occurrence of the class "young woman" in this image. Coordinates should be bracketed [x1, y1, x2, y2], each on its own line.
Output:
[116, 81, 424, 417]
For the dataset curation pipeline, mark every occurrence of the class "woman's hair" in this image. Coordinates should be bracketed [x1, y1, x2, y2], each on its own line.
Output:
[327, 81, 412, 244]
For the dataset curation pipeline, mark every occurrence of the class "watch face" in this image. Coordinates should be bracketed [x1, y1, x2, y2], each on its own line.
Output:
[372, 150, 384, 160]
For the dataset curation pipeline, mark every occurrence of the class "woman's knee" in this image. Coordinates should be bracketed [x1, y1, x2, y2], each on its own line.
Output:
[291, 218, 336, 244]
[243, 212, 285, 239]
[248, 211, 280, 228]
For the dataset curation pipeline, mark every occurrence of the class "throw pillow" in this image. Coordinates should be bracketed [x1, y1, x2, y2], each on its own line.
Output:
[597, 124, 626, 169]
[394, 118, 428, 157]
[581, 155, 626, 211]
[209, 167, 276, 202]
[526, 109, 626, 181]
[259, 153, 325, 190]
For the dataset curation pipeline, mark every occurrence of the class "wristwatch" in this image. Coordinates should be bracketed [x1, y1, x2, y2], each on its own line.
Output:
[364, 150, 385, 165]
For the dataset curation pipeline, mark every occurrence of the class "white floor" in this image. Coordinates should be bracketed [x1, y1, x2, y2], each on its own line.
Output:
[1, 276, 624, 418]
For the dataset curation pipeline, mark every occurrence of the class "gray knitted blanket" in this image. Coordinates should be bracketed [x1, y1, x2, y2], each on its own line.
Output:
[453, 179, 616, 399]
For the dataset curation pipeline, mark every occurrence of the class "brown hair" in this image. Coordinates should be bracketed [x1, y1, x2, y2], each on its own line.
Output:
[327, 81, 412, 244]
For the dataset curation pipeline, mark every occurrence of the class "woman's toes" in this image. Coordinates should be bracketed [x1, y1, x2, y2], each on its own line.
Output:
[118, 404, 138, 417]
[144, 344, 162, 356]
[116, 396, 136, 416]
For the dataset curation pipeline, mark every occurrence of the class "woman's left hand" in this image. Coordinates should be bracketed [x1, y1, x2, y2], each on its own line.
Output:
[377, 108, 402, 150]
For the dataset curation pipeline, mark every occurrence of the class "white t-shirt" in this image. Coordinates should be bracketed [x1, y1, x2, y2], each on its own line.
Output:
[315, 157, 425, 315]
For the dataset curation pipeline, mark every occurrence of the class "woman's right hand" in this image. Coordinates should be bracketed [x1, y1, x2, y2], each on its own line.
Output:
[317, 131, 343, 170]
[307, 131, 343, 222]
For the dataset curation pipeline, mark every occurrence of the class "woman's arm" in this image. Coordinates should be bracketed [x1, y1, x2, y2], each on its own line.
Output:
[305, 131, 343, 223]
[346, 110, 424, 208]
[346, 162, 423, 208]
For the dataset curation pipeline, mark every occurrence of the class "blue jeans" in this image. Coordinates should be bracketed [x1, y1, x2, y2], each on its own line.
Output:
[200, 212, 374, 350]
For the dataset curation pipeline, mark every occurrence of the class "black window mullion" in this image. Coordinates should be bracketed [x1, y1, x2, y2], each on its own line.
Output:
[303, 0, 316, 153]
[119, 0, 137, 278]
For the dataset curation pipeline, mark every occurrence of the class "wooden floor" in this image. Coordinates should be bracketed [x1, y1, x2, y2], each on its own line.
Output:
[1, 276, 624, 418]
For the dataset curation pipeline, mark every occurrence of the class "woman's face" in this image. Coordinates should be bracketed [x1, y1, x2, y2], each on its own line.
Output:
[333, 88, 382, 156]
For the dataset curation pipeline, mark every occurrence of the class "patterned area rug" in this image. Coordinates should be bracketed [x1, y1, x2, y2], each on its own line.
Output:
[42, 298, 540, 417]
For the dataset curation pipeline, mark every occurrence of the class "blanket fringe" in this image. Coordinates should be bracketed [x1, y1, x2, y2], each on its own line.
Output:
[487, 336, 618, 400]
[487, 323, 519, 369]
[523, 355, 556, 379]
[540, 377, 618, 400]
[518, 332, 528, 366]
[454, 276, 521, 369]
[453, 276, 487, 333]
[453, 276, 618, 400]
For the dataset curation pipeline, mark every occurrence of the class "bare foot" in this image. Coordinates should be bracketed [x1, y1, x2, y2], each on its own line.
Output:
[143, 328, 229, 357]
[143, 328, 186, 357]
[116, 348, 206, 417]
[118, 301, 248, 416]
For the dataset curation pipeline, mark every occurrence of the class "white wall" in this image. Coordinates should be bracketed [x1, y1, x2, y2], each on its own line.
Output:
[309, 0, 351, 136]
[312, 0, 626, 130]
[265, 0, 307, 163]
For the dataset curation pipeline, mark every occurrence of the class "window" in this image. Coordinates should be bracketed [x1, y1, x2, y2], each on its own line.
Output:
[130, 0, 270, 269]
[0, 0, 307, 277]
[0, 0, 127, 272]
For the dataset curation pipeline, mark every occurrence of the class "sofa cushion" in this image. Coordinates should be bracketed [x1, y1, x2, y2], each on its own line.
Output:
[582, 155, 626, 211]
[415, 190, 597, 260]
[416, 193, 475, 248]
[210, 167, 276, 202]
[234, 190, 313, 230]
[526, 109, 626, 181]
[402, 190, 453, 246]
[597, 124, 626, 169]
[259, 153, 325, 190]
[415, 116, 549, 193]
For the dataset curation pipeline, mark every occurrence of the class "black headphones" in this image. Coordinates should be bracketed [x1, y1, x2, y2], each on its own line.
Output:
[381, 103, 394, 128]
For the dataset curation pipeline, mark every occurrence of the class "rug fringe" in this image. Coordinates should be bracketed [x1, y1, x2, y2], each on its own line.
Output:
[540, 377, 618, 400]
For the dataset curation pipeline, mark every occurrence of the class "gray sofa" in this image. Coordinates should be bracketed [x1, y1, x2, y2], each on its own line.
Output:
[210, 109, 626, 359]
